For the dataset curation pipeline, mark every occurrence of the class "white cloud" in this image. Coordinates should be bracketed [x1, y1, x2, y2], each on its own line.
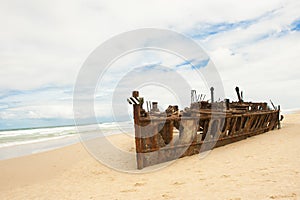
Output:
[1, 104, 73, 120]
[203, 7, 300, 108]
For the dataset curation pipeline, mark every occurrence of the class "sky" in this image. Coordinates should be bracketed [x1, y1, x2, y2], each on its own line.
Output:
[0, 0, 299, 130]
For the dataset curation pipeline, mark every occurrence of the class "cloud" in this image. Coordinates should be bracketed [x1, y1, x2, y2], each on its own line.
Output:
[0, 87, 73, 120]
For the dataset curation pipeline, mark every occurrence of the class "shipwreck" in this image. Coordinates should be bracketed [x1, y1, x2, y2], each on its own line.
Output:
[127, 87, 282, 169]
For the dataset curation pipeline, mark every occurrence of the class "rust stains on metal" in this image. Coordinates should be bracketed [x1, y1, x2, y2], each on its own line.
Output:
[128, 87, 282, 169]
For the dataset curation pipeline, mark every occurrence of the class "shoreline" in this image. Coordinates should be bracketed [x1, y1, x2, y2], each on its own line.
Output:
[0, 134, 80, 160]
[0, 130, 129, 161]
[0, 121, 133, 160]
[0, 108, 298, 161]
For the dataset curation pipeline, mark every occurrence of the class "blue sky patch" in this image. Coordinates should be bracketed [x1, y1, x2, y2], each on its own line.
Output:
[176, 59, 209, 69]
[187, 9, 278, 40]
[291, 19, 300, 31]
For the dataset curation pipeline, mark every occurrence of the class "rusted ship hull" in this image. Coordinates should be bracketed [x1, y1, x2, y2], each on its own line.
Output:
[128, 89, 281, 169]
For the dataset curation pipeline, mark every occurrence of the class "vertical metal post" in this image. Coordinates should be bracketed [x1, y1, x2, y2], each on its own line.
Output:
[132, 91, 143, 169]
[278, 105, 281, 129]
[235, 87, 242, 102]
[191, 90, 196, 103]
[225, 99, 230, 110]
[210, 87, 214, 103]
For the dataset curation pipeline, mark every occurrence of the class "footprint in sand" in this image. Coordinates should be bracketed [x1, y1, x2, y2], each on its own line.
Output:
[259, 168, 268, 171]
[120, 189, 137, 193]
[261, 172, 269, 176]
[265, 179, 277, 183]
[269, 193, 297, 199]
[162, 194, 174, 199]
[91, 170, 107, 175]
[173, 181, 185, 185]
[134, 182, 146, 187]
[221, 174, 231, 178]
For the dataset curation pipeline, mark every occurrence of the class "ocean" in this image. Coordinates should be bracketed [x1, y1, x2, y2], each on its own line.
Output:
[0, 121, 134, 160]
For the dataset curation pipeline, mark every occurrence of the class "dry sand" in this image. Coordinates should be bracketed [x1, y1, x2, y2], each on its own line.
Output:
[0, 112, 300, 200]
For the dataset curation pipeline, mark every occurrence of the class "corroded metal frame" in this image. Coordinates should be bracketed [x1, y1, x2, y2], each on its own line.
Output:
[131, 91, 281, 169]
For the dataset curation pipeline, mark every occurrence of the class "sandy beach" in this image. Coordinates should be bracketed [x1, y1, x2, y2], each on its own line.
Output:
[0, 112, 299, 200]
